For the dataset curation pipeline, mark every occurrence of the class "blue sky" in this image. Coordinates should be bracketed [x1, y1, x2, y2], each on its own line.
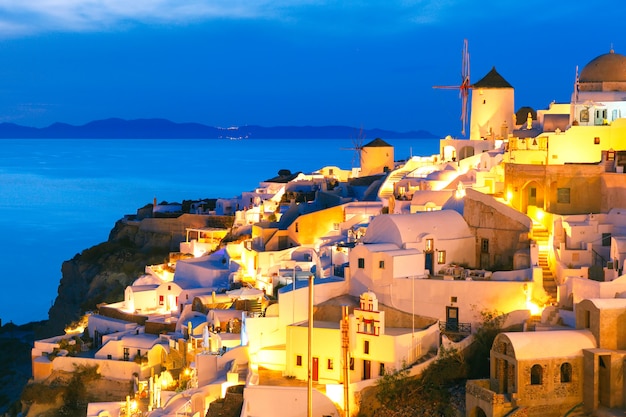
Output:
[0, 0, 624, 136]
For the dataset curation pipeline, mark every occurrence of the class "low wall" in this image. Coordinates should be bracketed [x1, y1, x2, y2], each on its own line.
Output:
[52, 356, 140, 381]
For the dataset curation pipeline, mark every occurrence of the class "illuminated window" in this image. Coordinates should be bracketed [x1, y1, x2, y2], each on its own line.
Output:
[560, 362, 572, 383]
[437, 251, 446, 264]
[296, 355, 302, 366]
[580, 109, 589, 122]
[557, 188, 570, 204]
[379, 260, 385, 269]
[159, 295, 164, 306]
[531, 364, 543, 385]
[364, 340, 370, 354]
[425, 238, 434, 252]
[358, 258, 365, 269]
[328, 359, 334, 370]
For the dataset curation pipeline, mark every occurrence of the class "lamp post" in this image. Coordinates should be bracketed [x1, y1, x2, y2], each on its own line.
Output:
[307, 274, 314, 417]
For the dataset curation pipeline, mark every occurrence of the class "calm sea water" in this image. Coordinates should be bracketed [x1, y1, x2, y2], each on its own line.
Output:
[0, 137, 439, 325]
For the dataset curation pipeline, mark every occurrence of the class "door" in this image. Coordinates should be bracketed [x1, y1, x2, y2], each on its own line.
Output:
[425, 253, 433, 275]
[446, 306, 459, 332]
[312, 357, 319, 382]
[363, 360, 371, 380]
[528, 187, 536, 206]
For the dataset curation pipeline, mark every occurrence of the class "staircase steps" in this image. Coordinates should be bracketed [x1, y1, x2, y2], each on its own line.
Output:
[532, 221, 558, 303]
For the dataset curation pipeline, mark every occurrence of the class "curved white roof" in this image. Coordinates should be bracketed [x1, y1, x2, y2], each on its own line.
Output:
[500, 329, 596, 360]
[583, 298, 626, 310]
[362, 211, 472, 247]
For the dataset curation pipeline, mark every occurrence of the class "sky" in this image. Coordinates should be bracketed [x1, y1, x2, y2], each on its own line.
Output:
[0, 0, 625, 137]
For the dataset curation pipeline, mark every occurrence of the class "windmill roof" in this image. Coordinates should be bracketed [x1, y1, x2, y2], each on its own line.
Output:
[473, 67, 513, 89]
[363, 138, 392, 148]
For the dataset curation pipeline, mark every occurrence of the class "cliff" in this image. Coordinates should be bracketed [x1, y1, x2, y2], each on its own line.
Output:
[46, 211, 234, 336]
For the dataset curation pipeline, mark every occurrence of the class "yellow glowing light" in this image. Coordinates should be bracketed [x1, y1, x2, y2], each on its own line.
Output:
[526, 300, 543, 316]
[536, 210, 544, 221]
[506, 191, 513, 202]
[183, 368, 190, 376]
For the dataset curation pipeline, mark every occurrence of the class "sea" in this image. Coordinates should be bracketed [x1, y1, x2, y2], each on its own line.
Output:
[0, 137, 440, 325]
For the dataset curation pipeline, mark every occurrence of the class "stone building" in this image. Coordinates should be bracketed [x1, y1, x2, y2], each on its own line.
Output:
[465, 297, 626, 416]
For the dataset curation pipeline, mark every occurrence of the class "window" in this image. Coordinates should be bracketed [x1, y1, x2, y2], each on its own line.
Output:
[437, 250, 446, 264]
[425, 238, 434, 252]
[379, 363, 385, 376]
[364, 340, 370, 355]
[379, 260, 385, 269]
[580, 109, 589, 122]
[531, 364, 543, 385]
[560, 362, 572, 383]
[159, 295, 164, 306]
[123, 348, 130, 361]
[296, 355, 302, 366]
[168, 285, 171, 291]
[602, 233, 611, 247]
[358, 258, 365, 269]
[451, 296, 457, 303]
[594, 136, 601, 144]
[349, 358, 354, 370]
[481, 239, 489, 253]
[327, 359, 334, 370]
[295, 222, 299, 233]
[557, 188, 571, 204]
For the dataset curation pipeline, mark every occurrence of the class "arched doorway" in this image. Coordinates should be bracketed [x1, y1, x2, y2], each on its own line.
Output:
[458, 145, 475, 160]
[442, 145, 457, 161]
[469, 406, 488, 417]
[521, 180, 544, 214]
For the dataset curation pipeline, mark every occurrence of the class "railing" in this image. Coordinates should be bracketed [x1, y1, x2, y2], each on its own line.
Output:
[439, 321, 471, 334]
[591, 248, 608, 268]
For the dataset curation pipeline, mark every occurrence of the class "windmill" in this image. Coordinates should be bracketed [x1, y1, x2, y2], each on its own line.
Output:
[342, 127, 367, 168]
[433, 39, 471, 136]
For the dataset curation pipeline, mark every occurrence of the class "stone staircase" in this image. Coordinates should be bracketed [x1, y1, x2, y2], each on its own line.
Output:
[378, 157, 433, 202]
[532, 221, 558, 303]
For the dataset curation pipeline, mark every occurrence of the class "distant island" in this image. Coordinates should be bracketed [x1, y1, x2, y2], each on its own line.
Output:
[0, 118, 438, 139]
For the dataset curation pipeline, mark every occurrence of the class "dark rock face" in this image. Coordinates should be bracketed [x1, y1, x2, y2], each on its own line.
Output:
[46, 220, 171, 336]
[46, 214, 235, 337]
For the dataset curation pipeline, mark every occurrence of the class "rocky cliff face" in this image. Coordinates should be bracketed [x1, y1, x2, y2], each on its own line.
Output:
[45, 219, 172, 336]
[45, 213, 235, 337]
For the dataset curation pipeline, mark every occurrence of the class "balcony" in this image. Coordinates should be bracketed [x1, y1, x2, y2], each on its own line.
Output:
[439, 321, 471, 335]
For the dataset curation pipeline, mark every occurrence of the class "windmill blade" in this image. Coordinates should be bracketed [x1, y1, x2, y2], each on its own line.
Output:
[433, 39, 471, 136]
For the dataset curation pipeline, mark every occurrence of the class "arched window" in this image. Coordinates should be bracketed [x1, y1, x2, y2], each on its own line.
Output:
[531, 364, 543, 385]
[560, 362, 572, 383]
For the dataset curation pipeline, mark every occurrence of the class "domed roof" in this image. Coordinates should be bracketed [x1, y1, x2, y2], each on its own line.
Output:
[579, 50, 626, 83]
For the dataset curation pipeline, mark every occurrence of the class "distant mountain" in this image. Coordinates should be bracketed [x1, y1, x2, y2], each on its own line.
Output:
[0, 118, 438, 139]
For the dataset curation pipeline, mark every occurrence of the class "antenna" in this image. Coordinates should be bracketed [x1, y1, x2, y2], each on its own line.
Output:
[433, 39, 471, 136]
[574, 65, 579, 105]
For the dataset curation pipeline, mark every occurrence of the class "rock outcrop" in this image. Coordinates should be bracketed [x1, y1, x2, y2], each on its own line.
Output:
[46, 212, 234, 337]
